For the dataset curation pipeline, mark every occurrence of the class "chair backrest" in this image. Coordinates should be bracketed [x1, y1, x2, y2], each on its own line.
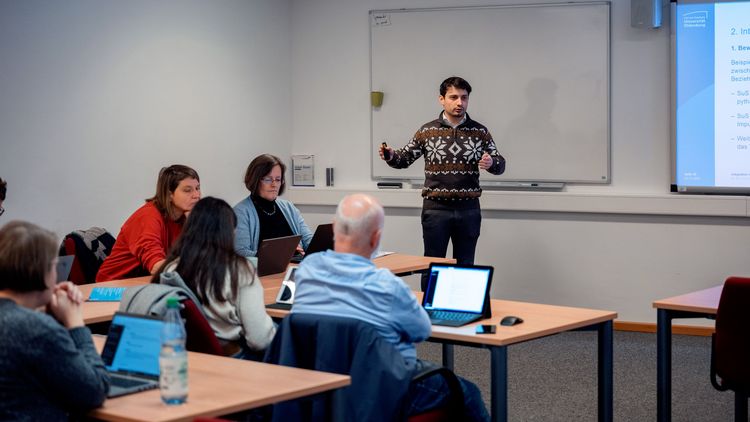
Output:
[181, 298, 224, 356]
[59, 227, 115, 284]
[264, 313, 413, 422]
[713, 276, 750, 392]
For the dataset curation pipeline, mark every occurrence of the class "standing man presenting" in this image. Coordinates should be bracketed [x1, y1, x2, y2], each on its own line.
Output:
[379, 76, 505, 290]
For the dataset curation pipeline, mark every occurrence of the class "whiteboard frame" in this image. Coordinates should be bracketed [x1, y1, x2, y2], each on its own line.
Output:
[369, 2, 612, 185]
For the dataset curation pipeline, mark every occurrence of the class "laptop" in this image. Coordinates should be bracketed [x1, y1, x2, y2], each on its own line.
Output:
[56, 255, 74, 282]
[290, 224, 334, 263]
[422, 263, 494, 327]
[100, 312, 164, 398]
[257, 234, 302, 277]
[265, 266, 297, 311]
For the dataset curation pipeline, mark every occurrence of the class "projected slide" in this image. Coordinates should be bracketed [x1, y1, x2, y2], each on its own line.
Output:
[675, 1, 750, 192]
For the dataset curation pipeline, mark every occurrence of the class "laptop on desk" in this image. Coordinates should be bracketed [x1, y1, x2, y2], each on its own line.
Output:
[56, 255, 74, 282]
[265, 266, 297, 311]
[257, 234, 302, 277]
[422, 263, 494, 327]
[290, 224, 334, 264]
[100, 312, 164, 398]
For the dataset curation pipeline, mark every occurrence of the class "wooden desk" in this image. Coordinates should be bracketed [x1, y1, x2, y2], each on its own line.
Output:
[263, 253, 455, 290]
[83, 254, 451, 325]
[81, 276, 151, 324]
[263, 254, 454, 318]
[428, 297, 616, 422]
[265, 290, 616, 422]
[653, 285, 721, 422]
[89, 337, 350, 422]
[373, 253, 454, 275]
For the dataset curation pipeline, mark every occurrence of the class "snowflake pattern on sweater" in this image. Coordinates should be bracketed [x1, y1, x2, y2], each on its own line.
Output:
[387, 113, 506, 200]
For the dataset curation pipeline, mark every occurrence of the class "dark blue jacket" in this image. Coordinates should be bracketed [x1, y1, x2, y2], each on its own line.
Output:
[264, 313, 414, 422]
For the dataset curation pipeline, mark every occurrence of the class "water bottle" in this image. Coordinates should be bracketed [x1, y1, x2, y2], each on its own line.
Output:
[159, 297, 188, 405]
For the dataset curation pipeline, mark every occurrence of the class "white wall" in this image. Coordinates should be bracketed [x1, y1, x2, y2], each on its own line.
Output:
[288, 0, 750, 323]
[1, 0, 747, 323]
[0, 0, 291, 235]
[290, 0, 671, 193]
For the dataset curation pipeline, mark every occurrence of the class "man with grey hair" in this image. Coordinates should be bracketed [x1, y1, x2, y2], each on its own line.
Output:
[293, 193, 489, 421]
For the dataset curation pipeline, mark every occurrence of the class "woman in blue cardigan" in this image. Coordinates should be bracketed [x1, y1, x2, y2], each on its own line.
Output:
[234, 154, 313, 258]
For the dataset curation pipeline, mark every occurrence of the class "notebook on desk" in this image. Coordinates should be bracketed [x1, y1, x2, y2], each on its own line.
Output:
[290, 223, 334, 263]
[100, 312, 164, 398]
[422, 263, 494, 327]
[257, 234, 302, 277]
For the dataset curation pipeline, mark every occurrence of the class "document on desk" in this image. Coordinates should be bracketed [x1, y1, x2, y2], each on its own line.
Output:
[88, 287, 126, 302]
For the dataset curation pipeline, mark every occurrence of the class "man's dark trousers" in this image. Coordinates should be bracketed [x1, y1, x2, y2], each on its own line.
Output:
[420, 198, 481, 291]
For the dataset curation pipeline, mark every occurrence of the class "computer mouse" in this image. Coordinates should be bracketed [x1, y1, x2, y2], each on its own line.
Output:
[500, 316, 524, 326]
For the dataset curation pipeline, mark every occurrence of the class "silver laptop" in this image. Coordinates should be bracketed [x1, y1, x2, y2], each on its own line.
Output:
[257, 234, 302, 277]
[422, 263, 494, 327]
[100, 312, 164, 398]
[56, 255, 74, 282]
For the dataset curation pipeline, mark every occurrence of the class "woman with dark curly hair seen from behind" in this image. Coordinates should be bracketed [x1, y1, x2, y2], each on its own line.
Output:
[234, 154, 312, 258]
[154, 197, 276, 359]
[0, 221, 110, 420]
[96, 165, 201, 282]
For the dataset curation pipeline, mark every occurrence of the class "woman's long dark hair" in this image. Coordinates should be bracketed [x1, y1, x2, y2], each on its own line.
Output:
[152, 196, 253, 304]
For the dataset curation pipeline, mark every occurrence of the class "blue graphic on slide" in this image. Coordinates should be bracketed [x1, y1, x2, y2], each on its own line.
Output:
[674, 2, 750, 191]
[676, 3, 714, 186]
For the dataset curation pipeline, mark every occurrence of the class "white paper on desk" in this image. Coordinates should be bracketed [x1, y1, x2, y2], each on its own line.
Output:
[292, 155, 314, 186]
[374, 251, 394, 258]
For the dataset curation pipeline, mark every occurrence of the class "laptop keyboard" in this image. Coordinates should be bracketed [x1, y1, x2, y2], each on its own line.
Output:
[111, 375, 150, 389]
[428, 310, 477, 321]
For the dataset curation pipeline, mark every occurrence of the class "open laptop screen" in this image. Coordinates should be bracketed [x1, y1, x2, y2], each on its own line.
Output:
[423, 264, 492, 314]
[101, 313, 163, 377]
[55, 255, 74, 282]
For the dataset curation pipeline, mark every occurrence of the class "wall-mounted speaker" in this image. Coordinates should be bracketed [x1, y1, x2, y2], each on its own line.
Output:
[631, 0, 662, 29]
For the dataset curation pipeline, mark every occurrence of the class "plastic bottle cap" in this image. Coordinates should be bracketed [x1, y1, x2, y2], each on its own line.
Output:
[166, 297, 180, 308]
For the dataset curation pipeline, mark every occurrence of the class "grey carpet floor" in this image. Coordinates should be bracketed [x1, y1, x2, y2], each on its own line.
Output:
[416, 331, 737, 421]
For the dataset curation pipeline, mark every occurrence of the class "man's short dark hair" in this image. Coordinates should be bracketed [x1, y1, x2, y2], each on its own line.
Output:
[0, 178, 6, 201]
[440, 76, 472, 97]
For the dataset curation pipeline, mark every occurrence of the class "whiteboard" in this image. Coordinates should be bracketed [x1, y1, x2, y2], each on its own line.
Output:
[370, 2, 610, 184]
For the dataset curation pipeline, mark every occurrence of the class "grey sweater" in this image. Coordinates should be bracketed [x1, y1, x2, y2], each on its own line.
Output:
[0, 298, 110, 421]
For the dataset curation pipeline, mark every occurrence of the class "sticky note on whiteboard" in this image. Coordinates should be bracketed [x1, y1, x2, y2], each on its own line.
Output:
[371, 13, 391, 26]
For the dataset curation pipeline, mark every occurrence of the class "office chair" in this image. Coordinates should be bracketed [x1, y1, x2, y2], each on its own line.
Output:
[181, 298, 224, 356]
[59, 227, 115, 284]
[264, 313, 463, 422]
[710, 276, 750, 421]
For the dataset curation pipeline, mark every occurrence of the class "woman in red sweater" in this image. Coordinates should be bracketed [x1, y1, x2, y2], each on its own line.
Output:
[96, 165, 201, 282]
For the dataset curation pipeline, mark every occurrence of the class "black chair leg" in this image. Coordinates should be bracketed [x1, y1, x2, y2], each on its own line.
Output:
[734, 391, 748, 422]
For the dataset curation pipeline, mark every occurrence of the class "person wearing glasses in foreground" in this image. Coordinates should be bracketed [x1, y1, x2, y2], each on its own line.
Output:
[0, 221, 109, 420]
[96, 165, 201, 281]
[234, 154, 312, 258]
